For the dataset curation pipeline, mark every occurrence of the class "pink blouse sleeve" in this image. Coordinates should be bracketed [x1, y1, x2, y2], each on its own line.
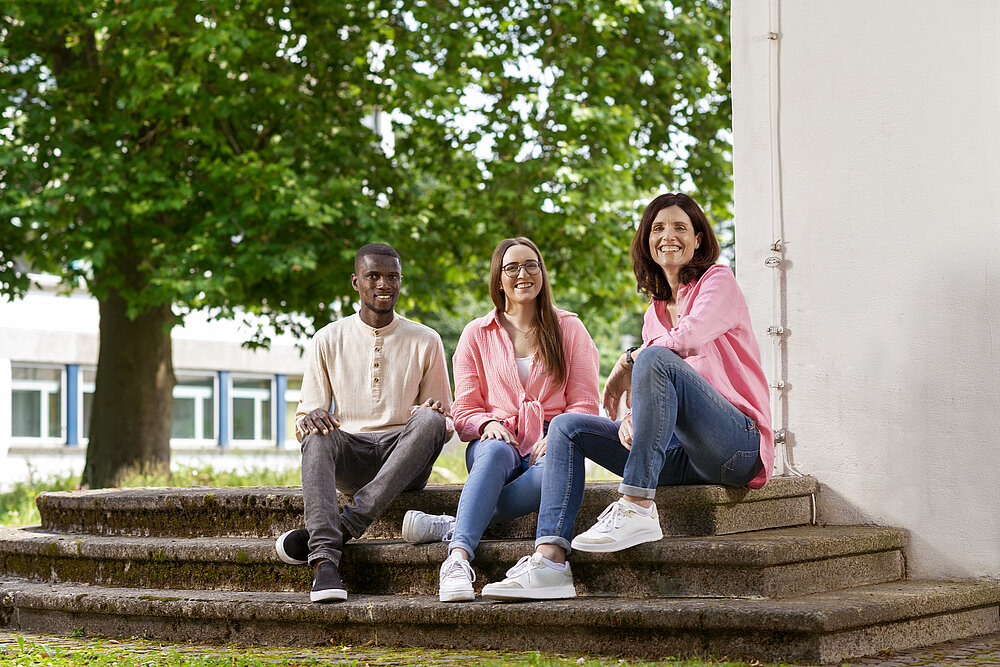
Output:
[643, 266, 747, 357]
[450, 323, 500, 441]
[561, 316, 600, 415]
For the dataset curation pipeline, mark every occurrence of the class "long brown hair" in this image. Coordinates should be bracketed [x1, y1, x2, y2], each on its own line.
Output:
[630, 192, 720, 301]
[489, 237, 567, 386]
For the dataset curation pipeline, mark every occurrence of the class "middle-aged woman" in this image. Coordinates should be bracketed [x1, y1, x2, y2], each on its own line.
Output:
[482, 192, 773, 600]
[406, 237, 600, 603]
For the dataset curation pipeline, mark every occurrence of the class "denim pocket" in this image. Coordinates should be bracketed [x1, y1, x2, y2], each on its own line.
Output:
[721, 450, 761, 486]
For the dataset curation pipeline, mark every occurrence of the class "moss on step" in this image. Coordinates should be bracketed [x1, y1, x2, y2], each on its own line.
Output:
[0, 551, 310, 593]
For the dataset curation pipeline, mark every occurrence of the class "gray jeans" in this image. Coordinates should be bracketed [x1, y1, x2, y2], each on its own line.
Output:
[301, 406, 448, 566]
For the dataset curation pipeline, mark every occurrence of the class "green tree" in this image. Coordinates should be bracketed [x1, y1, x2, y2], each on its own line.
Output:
[0, 0, 731, 487]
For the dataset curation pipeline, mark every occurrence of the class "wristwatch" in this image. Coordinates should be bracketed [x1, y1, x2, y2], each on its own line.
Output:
[625, 346, 640, 366]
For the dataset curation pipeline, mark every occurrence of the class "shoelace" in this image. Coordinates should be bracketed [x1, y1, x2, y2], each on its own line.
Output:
[592, 501, 630, 533]
[427, 515, 453, 536]
[444, 556, 476, 583]
[504, 554, 537, 578]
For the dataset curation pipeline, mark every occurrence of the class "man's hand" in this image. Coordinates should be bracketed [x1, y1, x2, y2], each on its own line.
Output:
[602, 352, 634, 420]
[618, 413, 634, 449]
[302, 408, 340, 435]
[410, 398, 447, 416]
[529, 436, 547, 466]
[481, 420, 516, 445]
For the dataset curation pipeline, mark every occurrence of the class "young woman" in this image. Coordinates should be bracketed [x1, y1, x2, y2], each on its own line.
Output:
[404, 237, 599, 602]
[482, 193, 773, 600]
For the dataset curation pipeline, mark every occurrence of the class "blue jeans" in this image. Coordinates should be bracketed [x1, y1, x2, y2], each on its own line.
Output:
[535, 346, 762, 554]
[449, 437, 545, 559]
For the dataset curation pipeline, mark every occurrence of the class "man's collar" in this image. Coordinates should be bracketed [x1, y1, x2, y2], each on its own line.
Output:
[355, 312, 399, 335]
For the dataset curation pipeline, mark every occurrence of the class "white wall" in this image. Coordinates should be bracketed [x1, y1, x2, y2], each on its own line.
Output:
[733, 1, 1000, 579]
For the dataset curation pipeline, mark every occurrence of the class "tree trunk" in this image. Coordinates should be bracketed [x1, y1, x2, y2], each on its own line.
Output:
[83, 289, 176, 488]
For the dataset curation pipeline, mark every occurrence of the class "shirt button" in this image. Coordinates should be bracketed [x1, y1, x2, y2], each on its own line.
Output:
[374, 378, 380, 383]
[374, 362, 380, 368]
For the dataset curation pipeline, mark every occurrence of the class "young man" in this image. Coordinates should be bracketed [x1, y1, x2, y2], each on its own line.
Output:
[276, 242, 453, 602]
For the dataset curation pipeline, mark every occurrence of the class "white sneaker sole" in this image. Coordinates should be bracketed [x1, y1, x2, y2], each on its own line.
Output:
[571, 526, 663, 553]
[439, 587, 475, 602]
[310, 588, 348, 603]
[481, 583, 576, 601]
[275, 529, 308, 565]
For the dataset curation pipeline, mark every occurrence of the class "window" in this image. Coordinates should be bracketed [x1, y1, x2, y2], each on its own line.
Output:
[231, 376, 273, 443]
[81, 368, 96, 441]
[11, 365, 64, 441]
[76, 370, 216, 445]
[284, 376, 302, 444]
[171, 373, 216, 443]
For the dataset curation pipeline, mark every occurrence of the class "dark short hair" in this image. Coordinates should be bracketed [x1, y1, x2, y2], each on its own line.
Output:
[630, 193, 720, 301]
[355, 243, 400, 271]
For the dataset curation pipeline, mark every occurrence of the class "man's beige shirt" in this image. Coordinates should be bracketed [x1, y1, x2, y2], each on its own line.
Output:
[294, 313, 453, 440]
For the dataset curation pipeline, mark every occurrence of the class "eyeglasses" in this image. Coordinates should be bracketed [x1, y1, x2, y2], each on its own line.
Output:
[502, 261, 542, 278]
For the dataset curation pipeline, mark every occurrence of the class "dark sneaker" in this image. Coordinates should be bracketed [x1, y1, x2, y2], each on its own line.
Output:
[275, 528, 309, 565]
[310, 560, 348, 602]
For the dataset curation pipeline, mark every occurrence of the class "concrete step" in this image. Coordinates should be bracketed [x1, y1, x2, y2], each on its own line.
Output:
[36, 475, 818, 539]
[0, 525, 904, 599]
[1, 578, 997, 664]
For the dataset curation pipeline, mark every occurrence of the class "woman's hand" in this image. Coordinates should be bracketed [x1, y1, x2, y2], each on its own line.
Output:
[602, 353, 633, 420]
[481, 420, 517, 445]
[529, 436, 547, 466]
[618, 413, 634, 449]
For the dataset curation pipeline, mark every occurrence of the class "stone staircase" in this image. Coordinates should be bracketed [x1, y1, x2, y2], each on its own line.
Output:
[0, 476, 997, 664]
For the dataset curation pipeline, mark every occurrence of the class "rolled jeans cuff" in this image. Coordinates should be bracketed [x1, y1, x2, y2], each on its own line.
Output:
[618, 482, 656, 499]
[535, 535, 572, 556]
[308, 548, 341, 568]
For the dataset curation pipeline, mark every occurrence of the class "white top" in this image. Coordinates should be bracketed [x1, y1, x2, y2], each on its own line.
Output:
[514, 356, 532, 386]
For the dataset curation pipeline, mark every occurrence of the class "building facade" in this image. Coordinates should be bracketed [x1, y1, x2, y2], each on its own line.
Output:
[0, 275, 307, 489]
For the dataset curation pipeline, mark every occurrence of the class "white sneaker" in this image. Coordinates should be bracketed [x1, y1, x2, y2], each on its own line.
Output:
[403, 510, 456, 544]
[570, 498, 663, 553]
[480, 553, 577, 601]
[438, 552, 476, 602]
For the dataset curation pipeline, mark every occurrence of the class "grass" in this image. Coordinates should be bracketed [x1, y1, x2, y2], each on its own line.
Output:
[0, 439, 620, 527]
[0, 634, 825, 666]
[0, 464, 304, 527]
[0, 474, 81, 528]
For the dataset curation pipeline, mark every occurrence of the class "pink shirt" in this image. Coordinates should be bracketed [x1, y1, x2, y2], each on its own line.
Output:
[452, 309, 601, 456]
[639, 265, 773, 488]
